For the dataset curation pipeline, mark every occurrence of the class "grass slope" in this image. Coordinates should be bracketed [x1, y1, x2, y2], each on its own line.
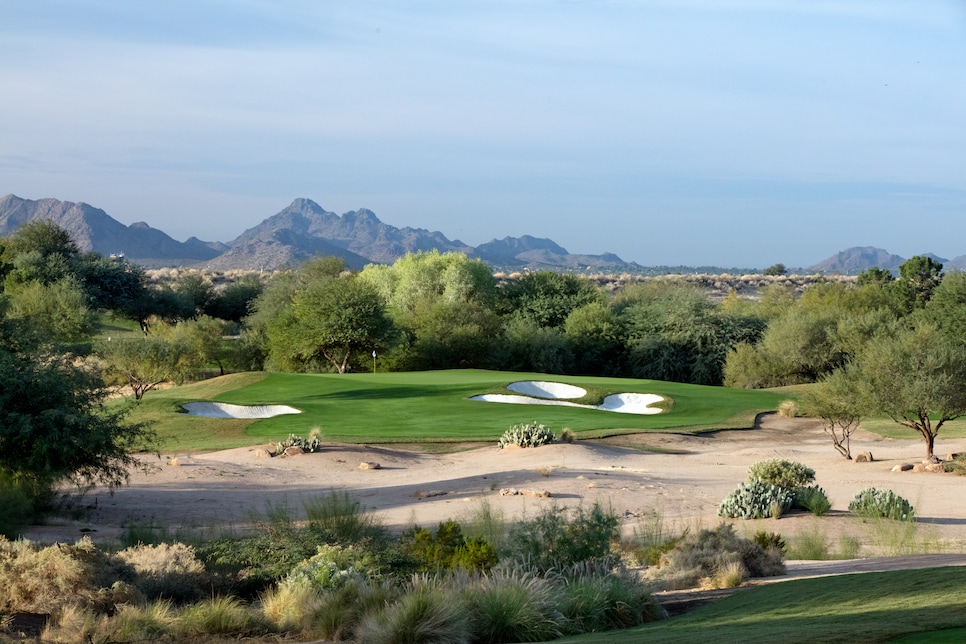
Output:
[128, 370, 786, 451]
[554, 567, 966, 644]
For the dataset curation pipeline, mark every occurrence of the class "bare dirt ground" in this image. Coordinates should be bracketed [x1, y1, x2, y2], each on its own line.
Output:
[23, 414, 966, 581]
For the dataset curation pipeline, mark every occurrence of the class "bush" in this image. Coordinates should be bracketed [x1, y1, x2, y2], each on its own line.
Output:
[504, 503, 619, 572]
[559, 563, 665, 634]
[114, 542, 207, 602]
[793, 485, 832, 516]
[718, 480, 793, 519]
[849, 488, 914, 521]
[400, 520, 498, 574]
[777, 400, 799, 418]
[0, 471, 34, 538]
[275, 429, 323, 454]
[747, 459, 815, 490]
[356, 585, 471, 644]
[752, 531, 787, 557]
[301, 489, 387, 544]
[653, 524, 785, 590]
[462, 568, 563, 643]
[282, 544, 376, 592]
[498, 423, 555, 449]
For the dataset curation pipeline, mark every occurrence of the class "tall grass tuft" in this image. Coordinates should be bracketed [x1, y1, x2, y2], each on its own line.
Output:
[179, 596, 265, 638]
[302, 489, 386, 543]
[787, 527, 831, 560]
[559, 562, 665, 634]
[356, 584, 470, 644]
[462, 567, 563, 643]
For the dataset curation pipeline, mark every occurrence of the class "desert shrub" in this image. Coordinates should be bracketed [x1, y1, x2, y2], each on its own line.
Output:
[498, 423, 555, 449]
[718, 480, 793, 519]
[747, 459, 816, 490]
[793, 485, 832, 516]
[0, 536, 133, 614]
[752, 531, 787, 557]
[356, 584, 471, 644]
[652, 523, 785, 590]
[401, 520, 498, 574]
[504, 503, 619, 573]
[302, 489, 387, 544]
[275, 428, 323, 454]
[777, 400, 799, 418]
[558, 563, 665, 635]
[259, 581, 323, 633]
[849, 488, 914, 521]
[283, 544, 380, 591]
[621, 510, 686, 567]
[310, 577, 398, 642]
[104, 600, 180, 641]
[787, 527, 832, 560]
[559, 428, 577, 444]
[114, 542, 207, 602]
[462, 568, 563, 643]
[944, 453, 966, 475]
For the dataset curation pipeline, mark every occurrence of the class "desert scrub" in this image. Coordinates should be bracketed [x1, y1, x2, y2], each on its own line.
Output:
[651, 523, 785, 590]
[274, 428, 323, 454]
[793, 485, 832, 516]
[400, 520, 498, 574]
[747, 458, 815, 490]
[504, 503, 620, 572]
[558, 562, 666, 634]
[718, 480, 793, 519]
[498, 422, 555, 448]
[114, 542, 207, 602]
[777, 400, 799, 418]
[849, 488, 915, 521]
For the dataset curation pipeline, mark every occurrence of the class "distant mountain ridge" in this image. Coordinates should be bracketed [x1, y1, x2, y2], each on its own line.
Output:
[2, 194, 964, 274]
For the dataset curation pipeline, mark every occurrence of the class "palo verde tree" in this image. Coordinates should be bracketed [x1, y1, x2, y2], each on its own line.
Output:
[852, 321, 966, 459]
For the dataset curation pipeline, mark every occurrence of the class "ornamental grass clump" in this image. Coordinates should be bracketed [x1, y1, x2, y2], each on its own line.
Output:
[498, 423, 555, 448]
[849, 488, 915, 521]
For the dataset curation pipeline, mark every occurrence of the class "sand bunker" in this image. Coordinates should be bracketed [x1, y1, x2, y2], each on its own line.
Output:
[182, 402, 302, 419]
[507, 380, 587, 399]
[472, 381, 664, 415]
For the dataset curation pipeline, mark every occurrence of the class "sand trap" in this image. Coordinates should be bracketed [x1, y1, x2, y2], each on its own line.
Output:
[598, 393, 664, 415]
[471, 388, 664, 415]
[182, 402, 302, 419]
[507, 381, 587, 399]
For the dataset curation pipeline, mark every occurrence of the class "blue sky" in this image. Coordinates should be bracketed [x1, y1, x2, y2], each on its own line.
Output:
[2, 1, 965, 268]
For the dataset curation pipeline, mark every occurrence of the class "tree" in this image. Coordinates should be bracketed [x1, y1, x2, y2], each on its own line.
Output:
[0, 310, 152, 500]
[6, 277, 96, 343]
[175, 272, 214, 316]
[852, 322, 966, 458]
[800, 366, 864, 459]
[892, 255, 943, 313]
[496, 271, 601, 328]
[270, 275, 394, 373]
[96, 336, 193, 400]
[762, 263, 787, 276]
[204, 274, 264, 323]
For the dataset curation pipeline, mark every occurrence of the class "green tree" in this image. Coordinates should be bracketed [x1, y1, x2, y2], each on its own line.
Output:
[269, 275, 393, 373]
[205, 274, 264, 322]
[892, 255, 943, 313]
[1, 221, 79, 290]
[762, 263, 787, 276]
[563, 301, 624, 375]
[96, 336, 193, 400]
[496, 271, 601, 328]
[857, 266, 894, 288]
[852, 322, 966, 458]
[800, 366, 864, 459]
[6, 277, 96, 343]
[174, 272, 214, 316]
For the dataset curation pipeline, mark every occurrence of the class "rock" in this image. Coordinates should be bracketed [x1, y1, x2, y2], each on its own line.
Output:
[946, 453, 961, 462]
[891, 463, 914, 472]
[913, 463, 927, 473]
[499, 487, 551, 498]
[853, 452, 874, 463]
[283, 446, 304, 457]
[923, 456, 942, 465]
[413, 490, 448, 498]
[925, 463, 946, 473]
[253, 448, 272, 458]
[359, 461, 381, 470]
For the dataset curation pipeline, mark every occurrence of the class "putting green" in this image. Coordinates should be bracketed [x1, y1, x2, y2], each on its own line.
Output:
[162, 369, 788, 444]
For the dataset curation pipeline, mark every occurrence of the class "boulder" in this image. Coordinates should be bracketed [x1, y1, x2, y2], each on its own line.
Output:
[891, 463, 914, 472]
[853, 452, 874, 463]
[283, 446, 304, 457]
[253, 448, 273, 458]
[359, 461, 381, 470]
[912, 463, 927, 473]
[925, 463, 946, 473]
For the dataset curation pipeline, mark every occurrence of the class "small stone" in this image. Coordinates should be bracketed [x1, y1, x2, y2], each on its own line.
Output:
[359, 461, 381, 470]
[253, 448, 272, 459]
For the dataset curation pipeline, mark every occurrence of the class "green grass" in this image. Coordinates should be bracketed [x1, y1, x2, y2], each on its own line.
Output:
[551, 567, 966, 644]
[858, 418, 966, 442]
[124, 370, 787, 451]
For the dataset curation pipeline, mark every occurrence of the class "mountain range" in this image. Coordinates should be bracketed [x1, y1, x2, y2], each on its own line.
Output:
[1, 194, 963, 275]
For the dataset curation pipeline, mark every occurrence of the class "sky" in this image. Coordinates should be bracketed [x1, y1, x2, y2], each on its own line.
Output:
[2, 1, 965, 269]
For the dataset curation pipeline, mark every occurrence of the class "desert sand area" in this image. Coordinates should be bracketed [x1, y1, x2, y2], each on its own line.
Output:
[23, 412, 966, 580]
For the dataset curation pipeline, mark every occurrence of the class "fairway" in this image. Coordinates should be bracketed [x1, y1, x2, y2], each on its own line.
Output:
[139, 369, 787, 447]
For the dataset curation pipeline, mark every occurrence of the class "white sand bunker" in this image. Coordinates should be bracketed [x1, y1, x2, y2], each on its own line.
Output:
[471, 382, 664, 415]
[182, 402, 302, 419]
[507, 380, 587, 399]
